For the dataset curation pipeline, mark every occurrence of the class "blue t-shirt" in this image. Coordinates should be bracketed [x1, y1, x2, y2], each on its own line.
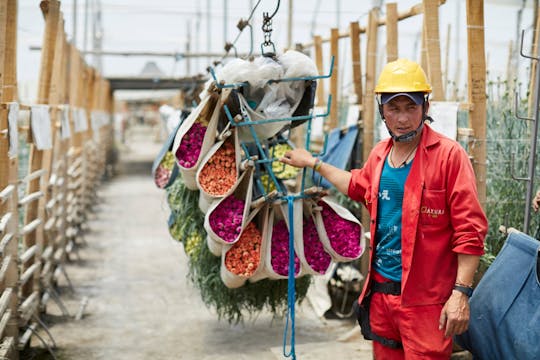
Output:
[373, 157, 412, 282]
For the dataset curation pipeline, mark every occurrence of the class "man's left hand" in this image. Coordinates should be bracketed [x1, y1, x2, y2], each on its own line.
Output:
[438, 290, 470, 337]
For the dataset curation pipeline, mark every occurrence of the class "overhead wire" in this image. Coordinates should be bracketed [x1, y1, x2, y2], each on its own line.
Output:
[214, 0, 266, 65]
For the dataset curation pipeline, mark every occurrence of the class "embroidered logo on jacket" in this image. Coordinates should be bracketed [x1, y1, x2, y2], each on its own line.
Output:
[420, 206, 445, 218]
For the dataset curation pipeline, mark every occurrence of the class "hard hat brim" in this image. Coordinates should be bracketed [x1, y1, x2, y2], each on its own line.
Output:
[380, 92, 425, 105]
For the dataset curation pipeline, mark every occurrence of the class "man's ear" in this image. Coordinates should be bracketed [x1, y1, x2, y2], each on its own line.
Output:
[422, 100, 430, 119]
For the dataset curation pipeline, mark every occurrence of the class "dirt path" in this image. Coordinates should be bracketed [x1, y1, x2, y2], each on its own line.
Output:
[27, 125, 372, 360]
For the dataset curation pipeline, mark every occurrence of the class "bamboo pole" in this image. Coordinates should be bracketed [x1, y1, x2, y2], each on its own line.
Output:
[421, 18, 428, 75]
[386, 3, 398, 62]
[363, 9, 378, 165]
[85, 67, 96, 139]
[69, 44, 82, 148]
[40, 12, 66, 295]
[313, 35, 325, 106]
[466, 0, 487, 207]
[423, 0, 444, 100]
[23, 0, 60, 302]
[361, 8, 379, 235]
[0, 0, 7, 102]
[1, 0, 20, 344]
[53, 30, 71, 268]
[349, 21, 363, 105]
[329, 28, 339, 129]
[42, 13, 65, 188]
[444, 23, 451, 99]
[302, 1, 446, 48]
[529, 9, 540, 117]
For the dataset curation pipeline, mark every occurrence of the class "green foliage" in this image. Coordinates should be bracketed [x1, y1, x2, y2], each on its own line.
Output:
[482, 78, 540, 269]
[188, 240, 311, 324]
[165, 175, 311, 323]
[166, 177, 204, 243]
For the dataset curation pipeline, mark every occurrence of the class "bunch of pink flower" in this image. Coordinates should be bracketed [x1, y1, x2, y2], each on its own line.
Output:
[208, 195, 245, 243]
[224, 222, 262, 277]
[154, 166, 171, 189]
[175, 122, 207, 168]
[271, 219, 300, 276]
[319, 201, 362, 258]
[303, 217, 331, 274]
[154, 152, 175, 189]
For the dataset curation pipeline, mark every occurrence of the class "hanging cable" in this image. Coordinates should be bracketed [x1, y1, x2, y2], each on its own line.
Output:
[214, 0, 263, 66]
[261, 0, 281, 57]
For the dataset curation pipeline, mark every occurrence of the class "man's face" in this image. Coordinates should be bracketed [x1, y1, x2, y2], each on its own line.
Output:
[382, 95, 425, 139]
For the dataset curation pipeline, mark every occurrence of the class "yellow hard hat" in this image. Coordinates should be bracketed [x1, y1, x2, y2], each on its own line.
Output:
[374, 58, 432, 94]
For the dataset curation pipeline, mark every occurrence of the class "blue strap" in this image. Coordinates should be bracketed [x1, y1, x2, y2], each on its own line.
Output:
[283, 196, 296, 359]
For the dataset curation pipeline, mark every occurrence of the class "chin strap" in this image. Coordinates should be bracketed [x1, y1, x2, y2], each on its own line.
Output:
[388, 120, 424, 142]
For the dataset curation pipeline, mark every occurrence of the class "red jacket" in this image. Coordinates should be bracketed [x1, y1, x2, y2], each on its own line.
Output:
[349, 125, 487, 306]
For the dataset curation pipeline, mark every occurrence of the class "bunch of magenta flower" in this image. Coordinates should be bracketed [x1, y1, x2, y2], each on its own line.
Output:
[319, 201, 362, 258]
[175, 122, 207, 168]
[302, 216, 332, 274]
[208, 194, 245, 243]
[270, 219, 300, 276]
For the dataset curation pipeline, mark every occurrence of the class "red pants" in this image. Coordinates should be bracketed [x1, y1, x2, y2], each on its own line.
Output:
[369, 273, 452, 359]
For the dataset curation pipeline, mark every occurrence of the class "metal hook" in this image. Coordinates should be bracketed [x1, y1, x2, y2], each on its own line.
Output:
[510, 152, 530, 181]
[514, 90, 534, 121]
[265, 0, 281, 20]
[520, 29, 540, 61]
[248, 23, 254, 57]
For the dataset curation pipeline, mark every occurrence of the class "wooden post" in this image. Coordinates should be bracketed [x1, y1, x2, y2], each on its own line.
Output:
[466, 0, 487, 207]
[363, 9, 378, 165]
[329, 28, 339, 129]
[69, 44, 82, 147]
[22, 0, 60, 303]
[421, 20, 428, 70]
[1, 0, 21, 346]
[85, 67, 96, 139]
[42, 13, 65, 186]
[349, 21, 363, 105]
[361, 8, 379, 237]
[386, 3, 398, 62]
[423, 0, 444, 101]
[529, 11, 540, 117]
[313, 35, 325, 107]
[444, 23, 451, 99]
[0, 0, 7, 102]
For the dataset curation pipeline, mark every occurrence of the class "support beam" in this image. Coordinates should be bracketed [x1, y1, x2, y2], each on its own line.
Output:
[466, 0, 487, 207]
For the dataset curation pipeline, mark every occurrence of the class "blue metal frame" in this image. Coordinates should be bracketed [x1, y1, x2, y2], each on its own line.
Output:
[209, 57, 335, 360]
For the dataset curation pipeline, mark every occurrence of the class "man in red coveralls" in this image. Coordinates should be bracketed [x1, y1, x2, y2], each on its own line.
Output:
[280, 58, 488, 359]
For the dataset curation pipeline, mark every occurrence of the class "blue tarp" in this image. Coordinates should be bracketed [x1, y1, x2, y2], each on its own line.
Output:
[312, 125, 358, 189]
[455, 231, 540, 360]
